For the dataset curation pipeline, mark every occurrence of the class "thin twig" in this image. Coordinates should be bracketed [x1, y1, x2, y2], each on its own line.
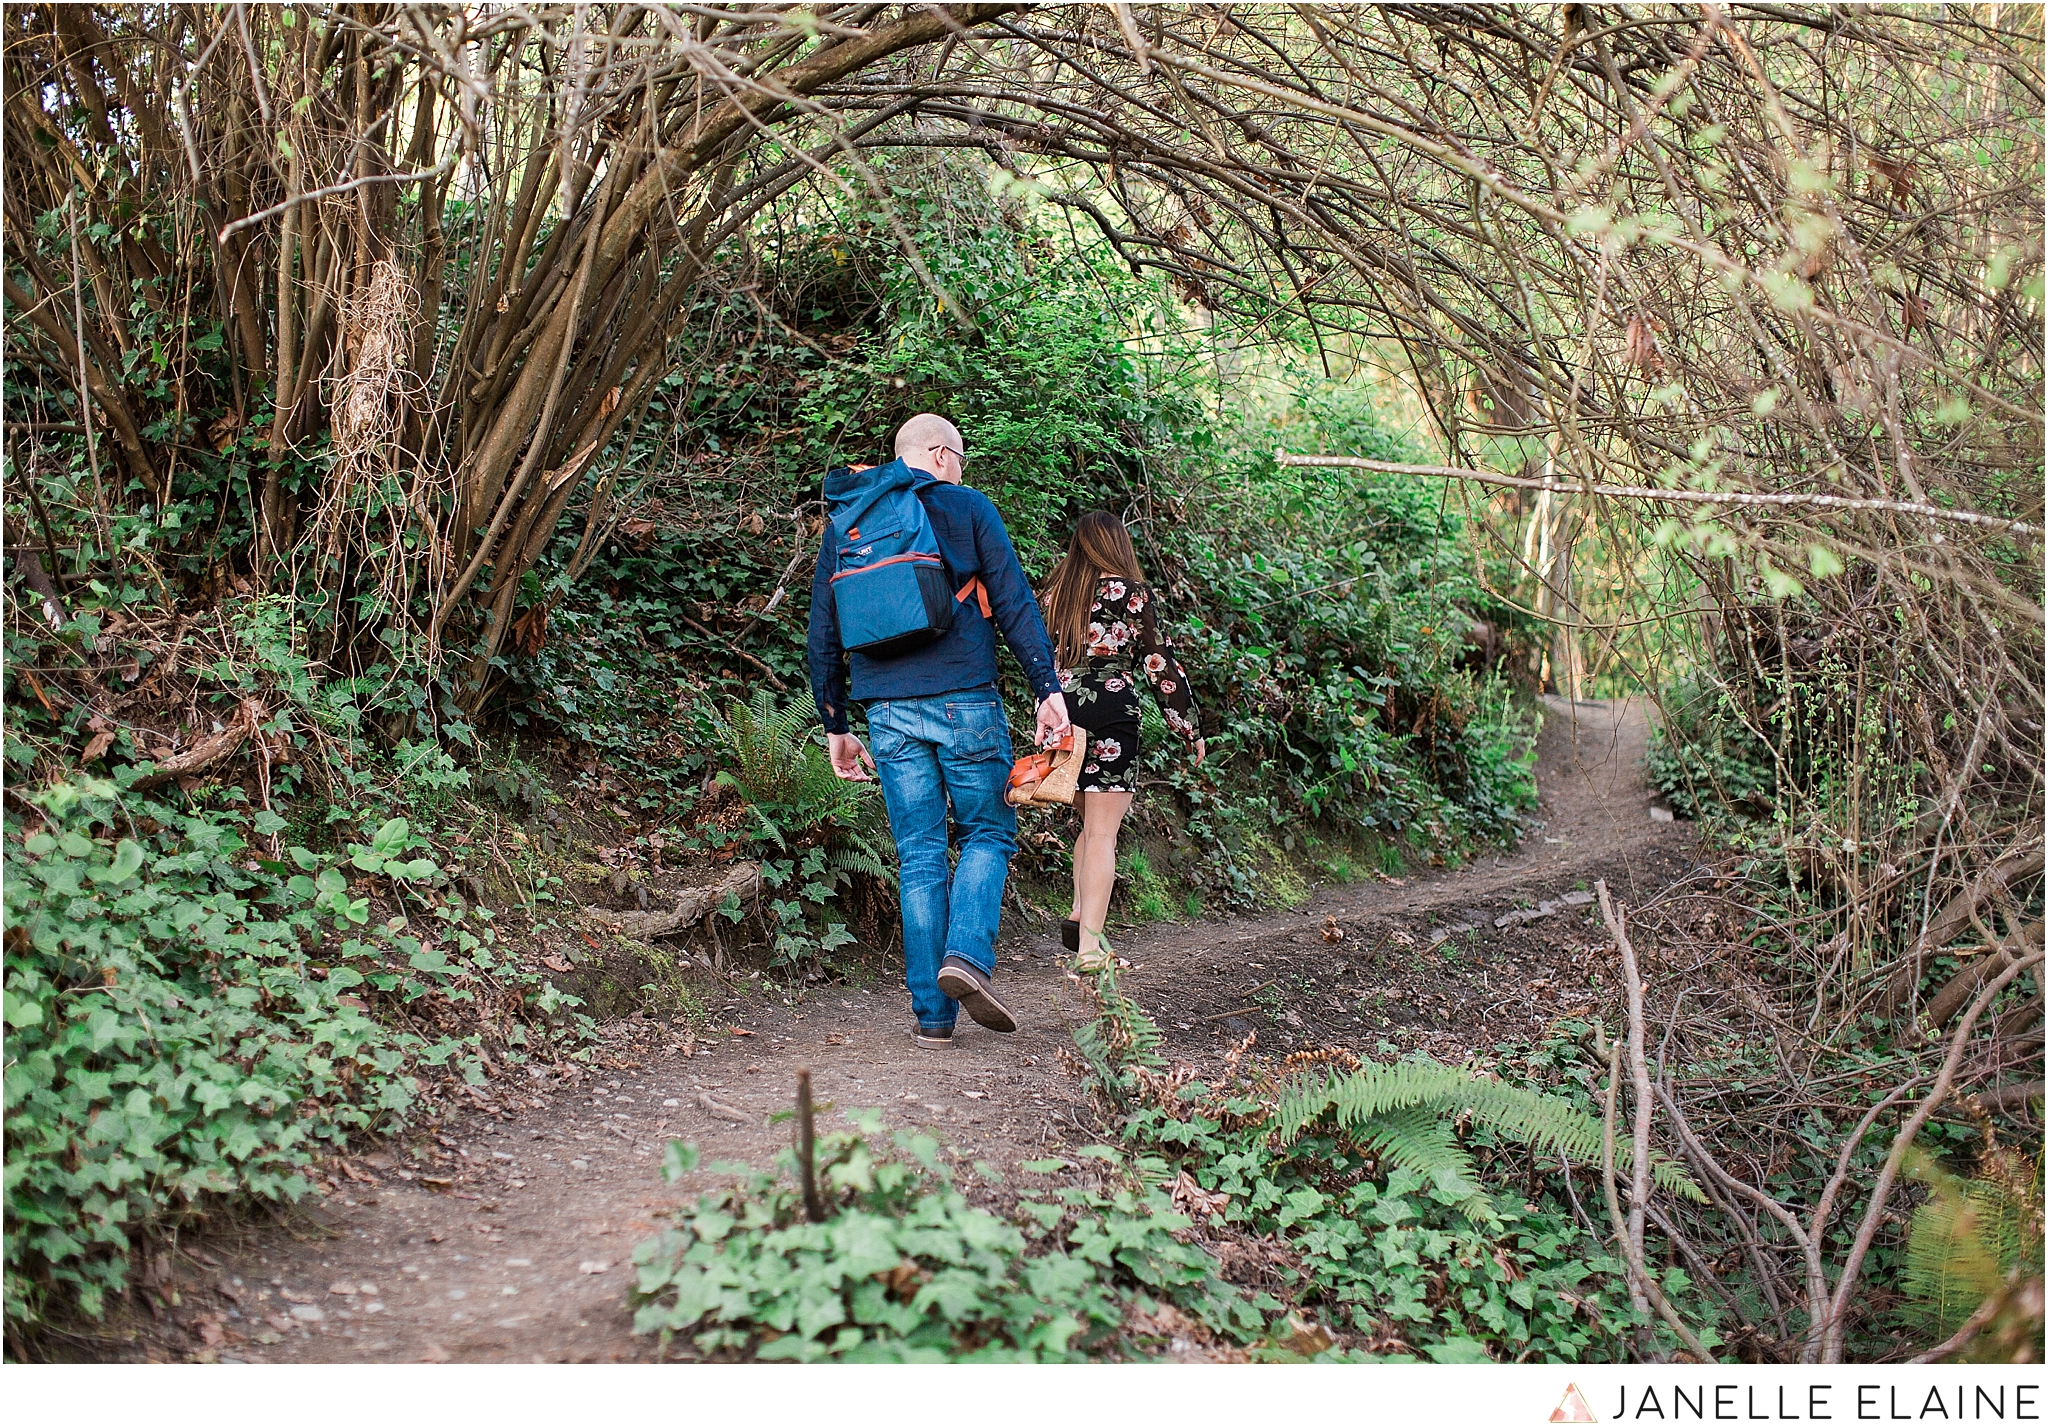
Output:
[1276, 455, 2041, 537]
[1597, 881, 1717, 1363]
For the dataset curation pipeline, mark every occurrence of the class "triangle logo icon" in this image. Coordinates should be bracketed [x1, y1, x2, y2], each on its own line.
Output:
[1551, 1383, 1598, 1424]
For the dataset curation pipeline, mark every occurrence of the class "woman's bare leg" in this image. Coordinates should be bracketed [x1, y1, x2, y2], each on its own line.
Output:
[1071, 791, 1133, 959]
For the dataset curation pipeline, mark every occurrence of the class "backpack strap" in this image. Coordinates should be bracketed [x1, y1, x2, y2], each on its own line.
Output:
[955, 577, 991, 618]
[840, 466, 880, 540]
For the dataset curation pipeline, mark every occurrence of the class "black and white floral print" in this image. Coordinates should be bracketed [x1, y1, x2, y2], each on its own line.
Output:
[1051, 577, 1201, 793]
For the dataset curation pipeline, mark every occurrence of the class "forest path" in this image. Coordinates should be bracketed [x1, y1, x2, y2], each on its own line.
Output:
[176, 696, 1697, 1364]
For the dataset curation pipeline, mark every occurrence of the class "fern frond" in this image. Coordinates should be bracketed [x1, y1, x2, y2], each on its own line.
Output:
[748, 803, 789, 851]
[707, 691, 889, 871]
[1344, 1105, 1481, 1204]
[1905, 1191, 2002, 1335]
[1326, 1060, 1472, 1127]
[1272, 1073, 1342, 1146]
[826, 846, 890, 882]
[1904, 1148, 2046, 1336]
[1071, 964, 1167, 1109]
[1070, 1020, 1123, 1099]
[1275, 1059, 1704, 1204]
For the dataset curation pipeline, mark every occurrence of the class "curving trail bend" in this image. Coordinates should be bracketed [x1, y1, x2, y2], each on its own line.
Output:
[169, 696, 1695, 1363]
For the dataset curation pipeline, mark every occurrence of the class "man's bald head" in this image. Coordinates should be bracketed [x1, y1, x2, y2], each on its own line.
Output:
[895, 413, 965, 482]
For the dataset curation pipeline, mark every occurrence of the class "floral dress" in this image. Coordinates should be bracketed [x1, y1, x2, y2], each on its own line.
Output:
[1054, 577, 1201, 793]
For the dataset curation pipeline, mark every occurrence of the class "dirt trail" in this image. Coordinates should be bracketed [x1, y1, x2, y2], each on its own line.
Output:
[174, 696, 1696, 1364]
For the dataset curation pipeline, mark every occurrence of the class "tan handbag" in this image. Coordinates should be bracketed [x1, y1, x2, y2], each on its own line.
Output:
[1005, 728, 1088, 807]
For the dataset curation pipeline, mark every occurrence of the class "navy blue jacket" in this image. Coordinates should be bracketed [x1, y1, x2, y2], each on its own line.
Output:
[807, 461, 1060, 734]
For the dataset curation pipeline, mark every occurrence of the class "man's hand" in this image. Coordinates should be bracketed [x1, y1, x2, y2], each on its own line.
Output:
[828, 732, 876, 781]
[1035, 692, 1071, 747]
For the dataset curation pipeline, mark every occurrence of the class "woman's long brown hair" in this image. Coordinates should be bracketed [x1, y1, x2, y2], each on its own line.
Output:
[1041, 510, 1145, 667]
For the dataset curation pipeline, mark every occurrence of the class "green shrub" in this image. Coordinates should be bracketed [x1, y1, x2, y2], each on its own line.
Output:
[2, 773, 576, 1334]
[707, 690, 885, 862]
[706, 691, 892, 975]
[1452, 674, 1543, 840]
[1069, 966, 1696, 1361]
[630, 1114, 1258, 1361]
[1647, 677, 1776, 821]
[1116, 849, 1172, 923]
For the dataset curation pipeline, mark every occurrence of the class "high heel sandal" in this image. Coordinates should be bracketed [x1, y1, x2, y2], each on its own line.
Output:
[1060, 918, 1080, 953]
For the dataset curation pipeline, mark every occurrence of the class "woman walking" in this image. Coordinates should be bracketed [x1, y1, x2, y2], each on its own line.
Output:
[1039, 512, 1204, 968]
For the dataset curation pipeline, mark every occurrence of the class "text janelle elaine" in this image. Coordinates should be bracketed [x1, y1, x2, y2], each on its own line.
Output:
[1609, 1383, 2040, 1421]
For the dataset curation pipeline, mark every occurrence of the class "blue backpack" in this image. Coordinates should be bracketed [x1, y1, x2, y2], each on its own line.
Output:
[823, 459, 982, 658]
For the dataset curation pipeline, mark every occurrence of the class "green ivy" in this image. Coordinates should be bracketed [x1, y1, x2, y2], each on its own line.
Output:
[630, 1114, 1262, 1362]
[1077, 969, 1680, 1362]
[2, 773, 578, 1332]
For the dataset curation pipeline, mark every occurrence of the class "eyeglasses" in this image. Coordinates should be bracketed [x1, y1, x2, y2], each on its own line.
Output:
[928, 443, 968, 471]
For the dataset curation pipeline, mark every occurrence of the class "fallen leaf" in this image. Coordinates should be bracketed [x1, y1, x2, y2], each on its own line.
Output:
[578, 1259, 612, 1275]
[1170, 1168, 1229, 1216]
[1128, 1301, 1199, 1344]
[882, 1260, 927, 1300]
[962, 1090, 986, 1100]
[510, 603, 549, 656]
[825, 1033, 850, 1046]
[328, 1282, 358, 1296]
[542, 954, 573, 972]
[193, 1318, 226, 1348]
[729, 1027, 757, 1038]
[1282, 1312, 1333, 1356]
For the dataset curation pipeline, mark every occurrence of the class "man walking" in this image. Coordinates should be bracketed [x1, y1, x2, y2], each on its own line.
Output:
[807, 413, 1069, 1046]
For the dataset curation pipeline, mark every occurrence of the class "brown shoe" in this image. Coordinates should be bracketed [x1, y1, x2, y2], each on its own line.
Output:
[936, 956, 1017, 1034]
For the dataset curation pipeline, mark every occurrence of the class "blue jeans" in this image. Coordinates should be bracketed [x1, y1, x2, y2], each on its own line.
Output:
[867, 690, 1017, 1033]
